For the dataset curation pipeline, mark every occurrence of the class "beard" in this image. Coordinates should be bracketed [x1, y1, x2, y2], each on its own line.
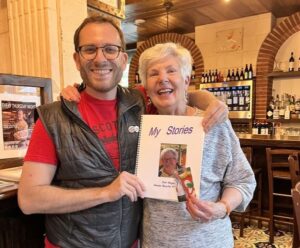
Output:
[80, 60, 124, 93]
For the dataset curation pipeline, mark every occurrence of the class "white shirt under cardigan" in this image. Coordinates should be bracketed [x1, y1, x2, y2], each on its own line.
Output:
[141, 111, 256, 248]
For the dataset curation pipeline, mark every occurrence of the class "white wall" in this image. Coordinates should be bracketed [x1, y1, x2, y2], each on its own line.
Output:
[273, 31, 300, 99]
[47, 0, 87, 100]
[195, 13, 274, 77]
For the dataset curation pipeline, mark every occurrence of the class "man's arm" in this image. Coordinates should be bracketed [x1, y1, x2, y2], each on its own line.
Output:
[188, 90, 229, 132]
[18, 162, 145, 214]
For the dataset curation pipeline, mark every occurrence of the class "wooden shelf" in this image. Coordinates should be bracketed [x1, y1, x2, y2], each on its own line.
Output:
[268, 71, 300, 78]
[267, 119, 300, 123]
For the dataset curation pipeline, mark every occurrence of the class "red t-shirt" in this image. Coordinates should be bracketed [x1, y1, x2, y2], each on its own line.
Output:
[25, 91, 119, 170]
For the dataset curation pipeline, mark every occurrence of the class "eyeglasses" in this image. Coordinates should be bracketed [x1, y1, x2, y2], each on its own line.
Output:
[78, 44, 122, 61]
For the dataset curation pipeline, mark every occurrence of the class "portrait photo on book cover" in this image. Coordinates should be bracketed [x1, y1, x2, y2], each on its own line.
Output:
[158, 143, 195, 202]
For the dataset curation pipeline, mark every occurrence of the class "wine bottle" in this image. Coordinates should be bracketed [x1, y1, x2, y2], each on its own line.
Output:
[239, 68, 244, 80]
[289, 52, 295, 72]
[230, 69, 235, 81]
[235, 68, 240, 81]
[244, 64, 249, 80]
[201, 73, 205, 84]
[248, 64, 253, 79]
[226, 69, 231, 81]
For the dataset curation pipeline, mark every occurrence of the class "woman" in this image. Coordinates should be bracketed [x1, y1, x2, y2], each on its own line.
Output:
[138, 42, 256, 248]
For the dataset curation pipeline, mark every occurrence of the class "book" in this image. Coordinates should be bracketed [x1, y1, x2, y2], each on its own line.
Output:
[136, 115, 205, 202]
[0, 166, 22, 182]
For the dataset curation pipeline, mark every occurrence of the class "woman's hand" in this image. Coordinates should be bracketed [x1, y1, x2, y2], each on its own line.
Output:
[186, 195, 227, 222]
[202, 100, 228, 133]
[60, 83, 81, 102]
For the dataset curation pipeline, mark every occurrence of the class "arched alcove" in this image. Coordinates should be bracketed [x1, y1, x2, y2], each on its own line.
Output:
[255, 11, 300, 119]
[128, 33, 204, 87]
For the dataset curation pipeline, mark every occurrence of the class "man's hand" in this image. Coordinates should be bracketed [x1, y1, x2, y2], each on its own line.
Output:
[105, 171, 145, 202]
[60, 83, 81, 102]
[202, 100, 228, 133]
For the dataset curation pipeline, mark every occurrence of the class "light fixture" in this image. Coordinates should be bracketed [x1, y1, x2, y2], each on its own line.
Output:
[163, 0, 173, 33]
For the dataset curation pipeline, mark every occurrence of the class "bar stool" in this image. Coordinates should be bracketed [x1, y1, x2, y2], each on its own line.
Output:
[289, 153, 300, 248]
[266, 148, 299, 244]
[239, 146, 263, 237]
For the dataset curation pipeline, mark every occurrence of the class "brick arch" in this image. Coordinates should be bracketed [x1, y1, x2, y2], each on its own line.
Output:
[255, 11, 300, 119]
[128, 33, 204, 87]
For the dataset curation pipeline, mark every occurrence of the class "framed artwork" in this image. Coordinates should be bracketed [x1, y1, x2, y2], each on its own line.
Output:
[0, 74, 52, 164]
[216, 28, 243, 53]
[87, 0, 125, 19]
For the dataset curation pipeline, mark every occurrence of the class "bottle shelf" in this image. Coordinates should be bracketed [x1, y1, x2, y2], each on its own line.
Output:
[267, 119, 300, 123]
[268, 71, 300, 79]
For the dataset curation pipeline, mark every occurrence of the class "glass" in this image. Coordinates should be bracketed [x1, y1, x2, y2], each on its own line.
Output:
[78, 44, 122, 60]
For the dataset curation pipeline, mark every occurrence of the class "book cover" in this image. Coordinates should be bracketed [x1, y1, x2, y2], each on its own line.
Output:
[136, 115, 205, 202]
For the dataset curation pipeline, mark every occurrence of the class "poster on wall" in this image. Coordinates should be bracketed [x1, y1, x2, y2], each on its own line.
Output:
[0, 92, 40, 159]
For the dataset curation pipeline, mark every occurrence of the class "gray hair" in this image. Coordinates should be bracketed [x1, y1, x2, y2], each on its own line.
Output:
[138, 42, 193, 86]
[160, 147, 178, 160]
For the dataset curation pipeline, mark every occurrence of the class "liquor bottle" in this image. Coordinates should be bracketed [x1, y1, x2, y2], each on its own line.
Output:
[284, 105, 290, 119]
[235, 69, 240, 81]
[279, 95, 285, 119]
[239, 68, 244, 81]
[252, 120, 258, 134]
[266, 100, 274, 119]
[191, 65, 196, 79]
[273, 105, 280, 119]
[248, 64, 253, 79]
[226, 69, 231, 81]
[135, 71, 140, 84]
[289, 52, 295, 72]
[244, 64, 249, 80]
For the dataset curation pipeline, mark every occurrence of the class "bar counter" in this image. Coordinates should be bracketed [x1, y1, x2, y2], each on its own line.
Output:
[238, 133, 300, 148]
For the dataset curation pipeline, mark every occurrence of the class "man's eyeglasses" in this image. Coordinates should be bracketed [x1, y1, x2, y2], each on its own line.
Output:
[78, 44, 122, 61]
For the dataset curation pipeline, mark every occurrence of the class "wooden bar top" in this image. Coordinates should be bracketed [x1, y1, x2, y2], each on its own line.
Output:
[237, 133, 300, 148]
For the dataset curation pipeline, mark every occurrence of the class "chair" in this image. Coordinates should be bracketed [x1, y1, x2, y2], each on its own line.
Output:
[239, 147, 263, 237]
[266, 148, 299, 244]
[289, 154, 300, 248]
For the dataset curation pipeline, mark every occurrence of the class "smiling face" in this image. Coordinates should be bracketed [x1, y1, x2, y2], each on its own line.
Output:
[161, 151, 178, 176]
[145, 55, 190, 115]
[73, 22, 128, 100]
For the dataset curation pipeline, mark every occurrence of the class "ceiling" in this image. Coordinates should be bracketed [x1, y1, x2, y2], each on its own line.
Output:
[122, 0, 300, 49]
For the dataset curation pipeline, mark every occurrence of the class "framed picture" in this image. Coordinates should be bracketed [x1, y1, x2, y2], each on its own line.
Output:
[0, 74, 52, 164]
[87, 0, 125, 19]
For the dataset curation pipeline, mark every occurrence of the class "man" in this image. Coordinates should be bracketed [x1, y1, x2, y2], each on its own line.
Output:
[18, 16, 227, 248]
